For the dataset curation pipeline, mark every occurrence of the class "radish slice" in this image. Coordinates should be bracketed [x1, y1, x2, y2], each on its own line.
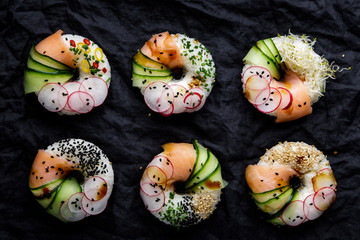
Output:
[185, 88, 206, 112]
[242, 66, 272, 84]
[160, 104, 174, 116]
[277, 87, 293, 110]
[184, 92, 202, 109]
[140, 189, 165, 212]
[255, 87, 282, 113]
[245, 87, 269, 105]
[62, 82, 86, 112]
[60, 200, 87, 222]
[140, 182, 164, 196]
[281, 200, 306, 226]
[244, 75, 270, 91]
[38, 83, 68, 112]
[68, 91, 95, 114]
[144, 82, 174, 113]
[83, 176, 108, 201]
[253, 87, 271, 106]
[303, 193, 323, 220]
[170, 84, 187, 114]
[81, 194, 108, 215]
[313, 187, 336, 211]
[145, 166, 167, 185]
[80, 77, 108, 107]
[148, 155, 174, 180]
[68, 192, 86, 213]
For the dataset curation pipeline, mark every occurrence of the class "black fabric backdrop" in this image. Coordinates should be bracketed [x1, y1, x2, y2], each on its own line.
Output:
[1, 0, 360, 239]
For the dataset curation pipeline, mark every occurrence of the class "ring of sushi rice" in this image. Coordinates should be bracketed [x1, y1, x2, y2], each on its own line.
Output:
[131, 32, 216, 116]
[245, 142, 337, 226]
[140, 141, 227, 227]
[242, 32, 336, 122]
[24, 30, 111, 115]
[29, 139, 114, 222]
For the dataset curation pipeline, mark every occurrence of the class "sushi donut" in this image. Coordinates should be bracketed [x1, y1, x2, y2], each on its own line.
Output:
[242, 32, 336, 122]
[24, 30, 111, 115]
[29, 139, 114, 222]
[245, 142, 337, 226]
[131, 31, 216, 116]
[140, 141, 227, 227]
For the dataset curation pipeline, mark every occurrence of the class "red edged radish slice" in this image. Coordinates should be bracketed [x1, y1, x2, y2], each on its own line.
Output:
[242, 66, 272, 84]
[185, 88, 206, 112]
[148, 154, 174, 180]
[281, 200, 306, 226]
[144, 82, 174, 113]
[244, 75, 270, 91]
[277, 87, 293, 110]
[68, 192, 86, 213]
[160, 104, 174, 116]
[170, 84, 187, 114]
[81, 194, 108, 215]
[145, 166, 167, 185]
[38, 83, 68, 112]
[60, 200, 87, 222]
[313, 187, 336, 211]
[83, 176, 108, 201]
[140, 189, 165, 212]
[140, 182, 164, 196]
[68, 91, 95, 114]
[62, 82, 86, 112]
[253, 87, 271, 106]
[245, 87, 269, 105]
[80, 77, 108, 107]
[312, 168, 337, 192]
[255, 87, 282, 113]
[303, 193, 323, 220]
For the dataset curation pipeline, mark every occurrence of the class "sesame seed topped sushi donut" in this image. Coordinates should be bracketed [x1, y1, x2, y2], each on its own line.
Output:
[132, 32, 216, 116]
[140, 141, 227, 228]
[29, 139, 114, 222]
[245, 142, 337, 226]
[24, 30, 111, 115]
[242, 32, 336, 122]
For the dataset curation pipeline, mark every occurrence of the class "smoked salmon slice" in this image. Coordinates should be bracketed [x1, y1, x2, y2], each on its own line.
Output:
[245, 164, 299, 193]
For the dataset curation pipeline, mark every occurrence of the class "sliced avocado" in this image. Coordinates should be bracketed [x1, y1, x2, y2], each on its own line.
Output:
[133, 50, 170, 71]
[132, 72, 172, 88]
[29, 45, 71, 71]
[132, 60, 171, 77]
[251, 185, 290, 203]
[187, 140, 208, 181]
[255, 187, 294, 215]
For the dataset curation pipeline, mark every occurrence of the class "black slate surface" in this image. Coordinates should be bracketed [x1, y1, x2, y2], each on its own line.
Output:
[1, 0, 360, 239]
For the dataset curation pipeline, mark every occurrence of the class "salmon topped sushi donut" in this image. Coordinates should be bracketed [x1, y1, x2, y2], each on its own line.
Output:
[245, 142, 337, 226]
[24, 30, 111, 115]
[140, 141, 227, 227]
[242, 32, 336, 122]
[29, 139, 114, 222]
[132, 32, 216, 116]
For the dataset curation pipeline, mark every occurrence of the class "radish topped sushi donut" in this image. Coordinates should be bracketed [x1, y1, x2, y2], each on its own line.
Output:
[140, 141, 227, 227]
[242, 33, 336, 122]
[24, 30, 111, 115]
[245, 142, 337, 226]
[29, 139, 114, 222]
[132, 32, 216, 116]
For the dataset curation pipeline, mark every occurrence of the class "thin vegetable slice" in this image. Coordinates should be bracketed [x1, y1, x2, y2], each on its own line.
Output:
[144, 81, 174, 113]
[80, 77, 108, 107]
[184, 88, 206, 112]
[140, 182, 164, 196]
[313, 187, 336, 211]
[148, 154, 174, 180]
[281, 200, 306, 226]
[277, 87, 293, 110]
[67, 91, 95, 114]
[303, 193, 323, 220]
[242, 66, 272, 84]
[81, 194, 108, 215]
[255, 87, 282, 113]
[37, 83, 68, 112]
[60, 200, 87, 222]
[83, 176, 108, 201]
[169, 84, 187, 114]
[140, 189, 165, 212]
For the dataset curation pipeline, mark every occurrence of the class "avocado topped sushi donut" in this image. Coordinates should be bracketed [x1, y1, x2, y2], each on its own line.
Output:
[29, 139, 114, 222]
[140, 141, 227, 228]
[242, 32, 336, 122]
[245, 142, 337, 226]
[24, 30, 111, 115]
[132, 32, 216, 116]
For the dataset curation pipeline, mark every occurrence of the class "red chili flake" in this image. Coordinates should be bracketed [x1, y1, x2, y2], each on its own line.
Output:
[70, 40, 76, 47]
[84, 38, 90, 45]
[93, 62, 99, 69]
[102, 67, 107, 73]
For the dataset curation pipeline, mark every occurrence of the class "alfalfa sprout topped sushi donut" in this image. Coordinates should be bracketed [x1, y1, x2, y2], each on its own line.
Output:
[245, 142, 337, 226]
[29, 139, 114, 222]
[132, 32, 216, 116]
[24, 30, 111, 115]
[140, 140, 227, 228]
[242, 32, 337, 122]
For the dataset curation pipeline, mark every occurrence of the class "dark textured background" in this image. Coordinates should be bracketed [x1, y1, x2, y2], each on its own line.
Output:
[1, 0, 360, 239]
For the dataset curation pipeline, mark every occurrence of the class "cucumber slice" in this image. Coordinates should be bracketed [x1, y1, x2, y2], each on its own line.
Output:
[133, 50, 170, 71]
[243, 45, 281, 80]
[46, 177, 81, 221]
[263, 38, 286, 70]
[266, 215, 286, 226]
[132, 72, 172, 88]
[24, 68, 73, 94]
[30, 178, 64, 198]
[27, 56, 72, 74]
[36, 188, 59, 209]
[132, 61, 171, 77]
[187, 140, 208, 181]
[256, 40, 279, 69]
[251, 185, 290, 203]
[184, 150, 218, 190]
[255, 187, 294, 214]
[187, 163, 226, 193]
[29, 45, 71, 71]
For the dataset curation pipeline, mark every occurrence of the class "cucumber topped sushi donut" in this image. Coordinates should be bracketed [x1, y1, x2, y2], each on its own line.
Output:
[140, 141, 227, 227]
[29, 139, 114, 222]
[24, 30, 111, 115]
[242, 32, 336, 122]
[245, 142, 337, 226]
[132, 32, 216, 116]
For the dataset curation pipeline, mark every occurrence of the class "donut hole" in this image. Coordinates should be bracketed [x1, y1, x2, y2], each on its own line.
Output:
[172, 68, 184, 80]
[70, 69, 80, 82]
[289, 175, 301, 189]
[67, 170, 85, 184]
[173, 181, 186, 194]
